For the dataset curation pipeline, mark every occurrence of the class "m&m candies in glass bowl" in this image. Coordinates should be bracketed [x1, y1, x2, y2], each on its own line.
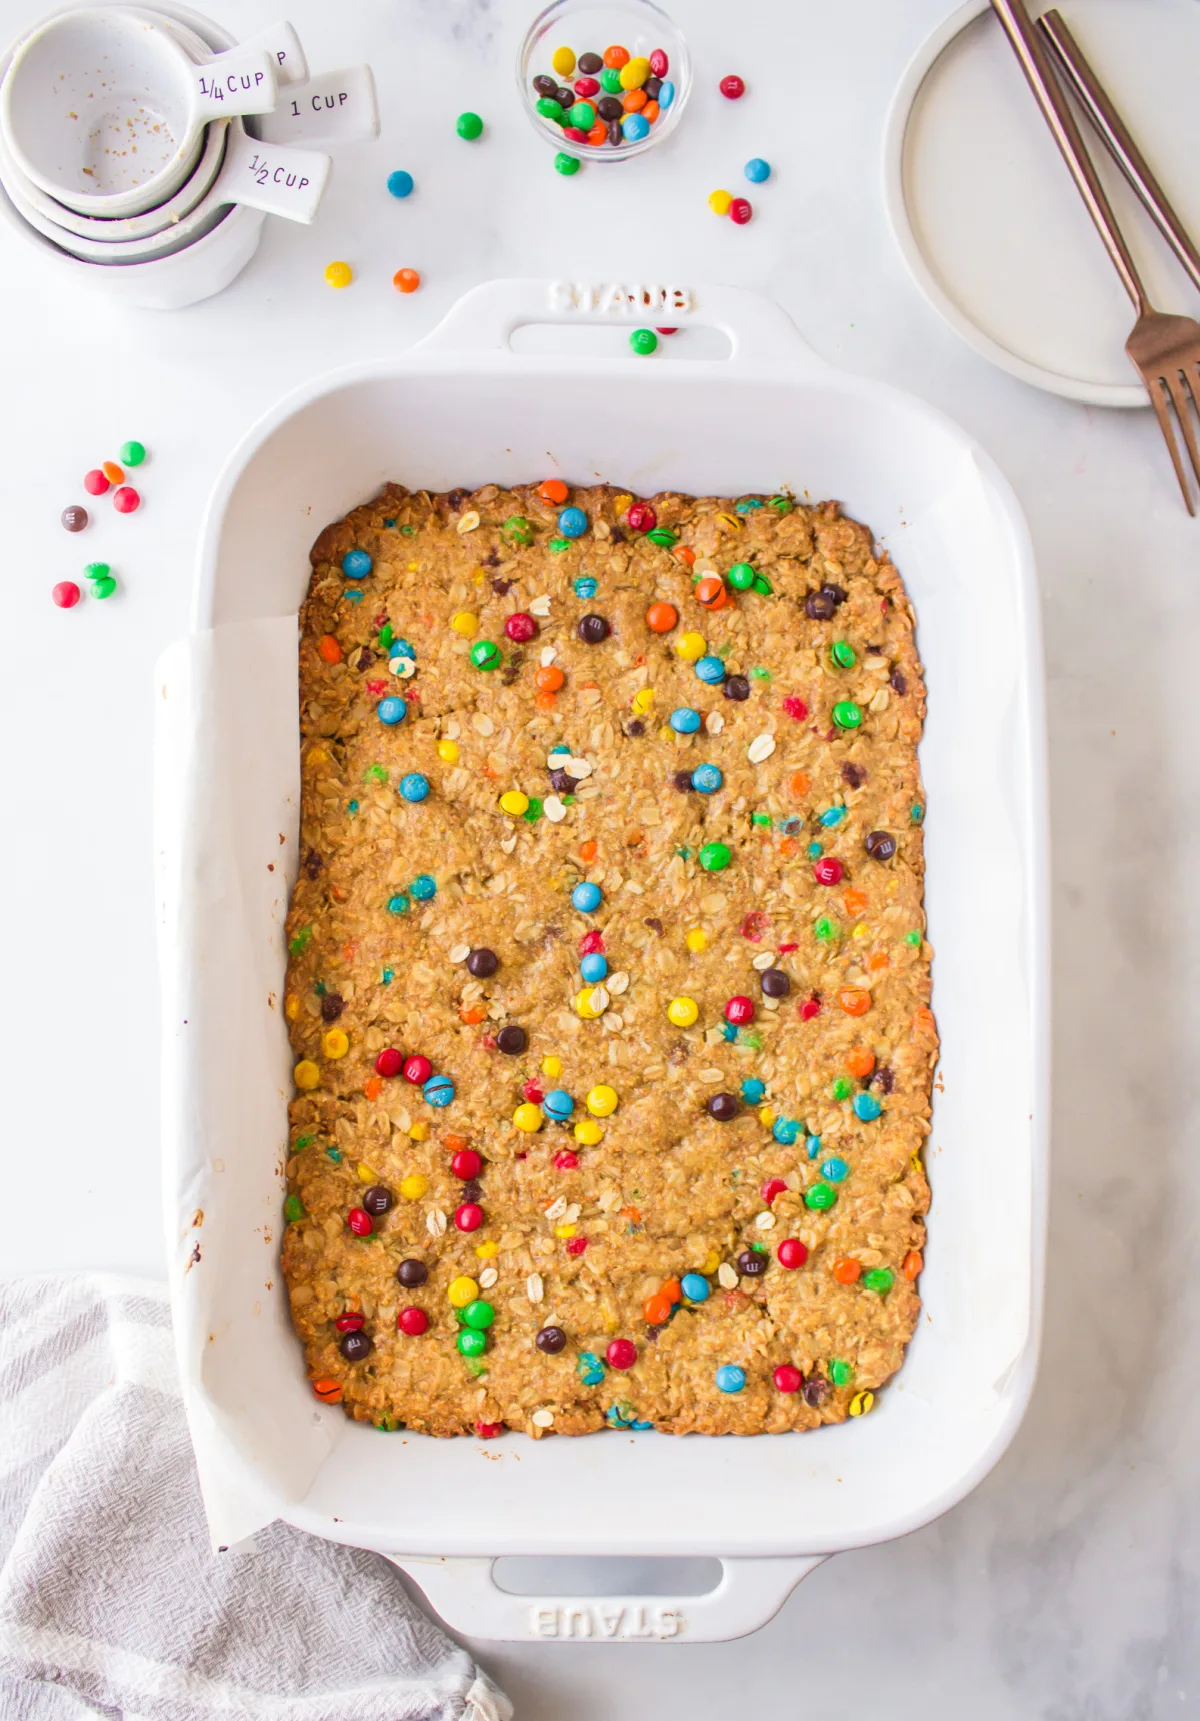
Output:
[518, 0, 690, 163]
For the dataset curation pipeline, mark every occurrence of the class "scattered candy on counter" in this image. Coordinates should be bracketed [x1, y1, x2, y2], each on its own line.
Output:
[629, 328, 657, 355]
[456, 111, 484, 140]
[51, 581, 80, 609]
[325, 260, 354, 288]
[719, 73, 745, 98]
[61, 506, 87, 533]
[387, 169, 414, 197]
[393, 267, 421, 293]
[744, 156, 771, 182]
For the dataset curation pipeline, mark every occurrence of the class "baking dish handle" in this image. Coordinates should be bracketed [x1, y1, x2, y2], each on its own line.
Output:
[413, 277, 833, 372]
[390, 1553, 825, 1643]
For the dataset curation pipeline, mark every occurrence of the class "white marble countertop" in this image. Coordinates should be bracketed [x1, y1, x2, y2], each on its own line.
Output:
[0, 0, 1193, 1712]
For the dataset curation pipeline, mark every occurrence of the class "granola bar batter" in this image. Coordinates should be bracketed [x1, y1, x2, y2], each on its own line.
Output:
[281, 483, 936, 1437]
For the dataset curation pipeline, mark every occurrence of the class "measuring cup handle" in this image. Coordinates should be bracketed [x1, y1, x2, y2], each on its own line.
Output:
[217, 126, 331, 225]
[193, 46, 278, 119]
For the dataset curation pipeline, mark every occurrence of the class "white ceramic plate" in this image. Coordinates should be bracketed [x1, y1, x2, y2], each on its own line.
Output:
[884, 0, 1200, 407]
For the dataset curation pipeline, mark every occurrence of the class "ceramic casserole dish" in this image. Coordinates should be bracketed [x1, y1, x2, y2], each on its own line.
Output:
[158, 279, 1049, 1643]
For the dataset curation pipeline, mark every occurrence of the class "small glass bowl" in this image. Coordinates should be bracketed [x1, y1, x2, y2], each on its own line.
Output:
[517, 0, 690, 164]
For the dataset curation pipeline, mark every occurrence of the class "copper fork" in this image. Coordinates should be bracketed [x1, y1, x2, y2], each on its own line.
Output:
[991, 0, 1200, 514]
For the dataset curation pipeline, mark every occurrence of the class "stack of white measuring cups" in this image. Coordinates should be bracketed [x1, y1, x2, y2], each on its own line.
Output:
[0, 4, 378, 307]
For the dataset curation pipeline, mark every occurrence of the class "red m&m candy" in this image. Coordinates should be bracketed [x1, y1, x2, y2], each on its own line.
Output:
[403, 1054, 433, 1085]
[649, 48, 669, 76]
[777, 1238, 809, 1269]
[760, 1178, 788, 1205]
[814, 856, 844, 885]
[84, 468, 109, 495]
[725, 995, 755, 1026]
[455, 1202, 484, 1232]
[374, 1048, 403, 1078]
[334, 1312, 365, 1331]
[52, 581, 81, 609]
[505, 612, 538, 642]
[626, 501, 656, 532]
[476, 1420, 502, 1438]
[113, 486, 140, 513]
[774, 1364, 803, 1393]
[729, 198, 753, 225]
[347, 1208, 373, 1236]
[719, 74, 745, 99]
[451, 1148, 482, 1179]
[553, 1150, 579, 1170]
[398, 1307, 429, 1335]
[579, 930, 605, 954]
[606, 1338, 637, 1369]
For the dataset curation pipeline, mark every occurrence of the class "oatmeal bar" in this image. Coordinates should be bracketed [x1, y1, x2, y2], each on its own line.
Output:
[281, 483, 936, 1437]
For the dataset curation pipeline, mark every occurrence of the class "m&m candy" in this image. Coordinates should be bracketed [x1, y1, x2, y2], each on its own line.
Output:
[324, 260, 353, 288]
[387, 170, 414, 197]
[400, 773, 429, 802]
[113, 486, 140, 513]
[572, 881, 602, 912]
[343, 550, 372, 579]
[715, 1364, 745, 1393]
[719, 74, 745, 98]
[745, 158, 771, 182]
[423, 1074, 456, 1107]
[393, 268, 421, 294]
[52, 581, 80, 609]
[456, 112, 484, 140]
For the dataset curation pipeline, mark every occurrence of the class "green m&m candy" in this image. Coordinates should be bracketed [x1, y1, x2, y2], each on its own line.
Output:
[830, 1076, 853, 1101]
[284, 1195, 305, 1223]
[863, 1268, 894, 1295]
[120, 440, 146, 467]
[537, 97, 565, 122]
[832, 700, 862, 729]
[462, 1300, 494, 1330]
[567, 100, 596, 129]
[456, 111, 483, 140]
[554, 152, 580, 176]
[470, 640, 501, 670]
[805, 1182, 837, 1211]
[828, 1358, 854, 1387]
[600, 67, 622, 92]
[629, 328, 658, 356]
[457, 1328, 488, 1357]
[727, 562, 755, 590]
[698, 841, 731, 872]
[831, 640, 856, 669]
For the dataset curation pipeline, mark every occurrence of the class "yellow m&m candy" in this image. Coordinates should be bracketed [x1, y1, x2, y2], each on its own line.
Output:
[574, 1118, 603, 1146]
[321, 1028, 349, 1059]
[400, 1173, 429, 1201]
[675, 632, 707, 662]
[551, 44, 576, 75]
[448, 1276, 479, 1307]
[499, 790, 530, 816]
[667, 996, 699, 1028]
[450, 610, 478, 636]
[708, 190, 733, 216]
[685, 929, 707, 953]
[324, 260, 353, 288]
[294, 1060, 320, 1090]
[514, 1102, 543, 1132]
[586, 1084, 619, 1117]
[438, 739, 459, 762]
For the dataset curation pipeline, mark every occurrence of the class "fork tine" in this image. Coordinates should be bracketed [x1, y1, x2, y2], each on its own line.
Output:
[1166, 367, 1200, 502]
[1148, 375, 1196, 516]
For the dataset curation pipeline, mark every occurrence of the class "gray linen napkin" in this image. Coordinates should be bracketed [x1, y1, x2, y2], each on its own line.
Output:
[0, 1274, 511, 1721]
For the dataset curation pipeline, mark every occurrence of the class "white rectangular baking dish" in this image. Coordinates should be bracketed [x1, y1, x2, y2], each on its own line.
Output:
[160, 279, 1049, 1643]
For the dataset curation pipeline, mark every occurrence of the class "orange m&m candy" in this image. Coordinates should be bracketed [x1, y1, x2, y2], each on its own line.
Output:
[539, 479, 569, 504]
[587, 120, 607, 145]
[317, 634, 342, 664]
[694, 575, 728, 609]
[642, 100, 660, 124]
[535, 664, 565, 692]
[312, 1377, 343, 1403]
[102, 460, 125, 484]
[839, 988, 872, 1017]
[844, 1046, 876, 1079]
[643, 1293, 672, 1325]
[603, 44, 630, 67]
[832, 1258, 861, 1285]
[903, 1250, 923, 1279]
[393, 267, 421, 294]
[622, 88, 647, 112]
[646, 601, 677, 632]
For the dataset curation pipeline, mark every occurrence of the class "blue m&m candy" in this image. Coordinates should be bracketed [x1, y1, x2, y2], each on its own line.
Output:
[377, 697, 407, 725]
[681, 1272, 710, 1302]
[715, 1364, 745, 1394]
[853, 1093, 882, 1122]
[387, 169, 414, 198]
[423, 1074, 455, 1107]
[558, 506, 588, 538]
[658, 79, 675, 108]
[741, 1077, 765, 1104]
[694, 655, 727, 685]
[691, 763, 722, 794]
[773, 1117, 800, 1145]
[544, 1089, 574, 1121]
[387, 893, 410, 915]
[670, 707, 701, 734]
[805, 1134, 822, 1160]
[744, 157, 771, 183]
[342, 549, 372, 579]
[580, 952, 608, 982]
[622, 112, 650, 142]
[573, 575, 598, 599]
[821, 1158, 849, 1182]
[389, 637, 416, 661]
[410, 873, 437, 900]
[400, 772, 429, 802]
[572, 881, 602, 912]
